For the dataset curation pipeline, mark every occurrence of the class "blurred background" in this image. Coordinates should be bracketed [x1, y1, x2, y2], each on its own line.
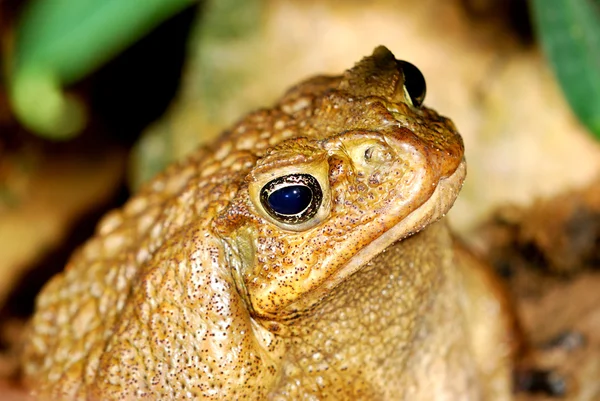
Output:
[0, 0, 599, 398]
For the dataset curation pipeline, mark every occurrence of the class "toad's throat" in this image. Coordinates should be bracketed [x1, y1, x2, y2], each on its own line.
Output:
[279, 160, 466, 316]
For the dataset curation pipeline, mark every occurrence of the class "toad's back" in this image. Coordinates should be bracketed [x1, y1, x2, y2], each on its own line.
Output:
[22, 47, 513, 400]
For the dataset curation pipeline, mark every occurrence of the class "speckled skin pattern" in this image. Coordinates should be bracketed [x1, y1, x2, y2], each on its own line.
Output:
[22, 47, 514, 400]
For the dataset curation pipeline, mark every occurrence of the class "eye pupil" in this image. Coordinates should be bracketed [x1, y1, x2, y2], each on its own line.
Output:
[397, 60, 426, 107]
[268, 185, 313, 216]
[260, 174, 323, 224]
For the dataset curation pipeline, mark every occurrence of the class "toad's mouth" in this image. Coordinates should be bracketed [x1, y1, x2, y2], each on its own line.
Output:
[281, 159, 466, 316]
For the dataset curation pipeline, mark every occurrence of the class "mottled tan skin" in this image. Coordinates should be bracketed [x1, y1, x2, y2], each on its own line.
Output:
[22, 47, 514, 400]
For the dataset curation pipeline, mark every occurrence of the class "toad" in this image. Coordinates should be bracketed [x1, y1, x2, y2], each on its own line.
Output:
[21, 46, 515, 400]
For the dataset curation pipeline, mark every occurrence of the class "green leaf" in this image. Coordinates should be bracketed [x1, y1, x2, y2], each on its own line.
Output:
[531, 0, 600, 139]
[9, 0, 196, 139]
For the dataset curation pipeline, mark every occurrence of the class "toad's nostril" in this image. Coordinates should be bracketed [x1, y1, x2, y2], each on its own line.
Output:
[363, 144, 392, 165]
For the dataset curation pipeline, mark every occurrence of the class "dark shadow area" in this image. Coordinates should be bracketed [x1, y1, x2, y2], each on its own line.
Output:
[90, 3, 201, 144]
[462, 0, 534, 46]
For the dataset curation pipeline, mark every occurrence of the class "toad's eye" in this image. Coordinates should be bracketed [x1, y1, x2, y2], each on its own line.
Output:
[397, 60, 426, 107]
[260, 174, 323, 224]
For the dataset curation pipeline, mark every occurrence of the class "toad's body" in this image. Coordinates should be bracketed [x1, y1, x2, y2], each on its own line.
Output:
[22, 47, 514, 400]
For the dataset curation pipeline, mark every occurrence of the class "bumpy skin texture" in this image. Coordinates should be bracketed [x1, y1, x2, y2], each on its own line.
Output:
[22, 47, 513, 400]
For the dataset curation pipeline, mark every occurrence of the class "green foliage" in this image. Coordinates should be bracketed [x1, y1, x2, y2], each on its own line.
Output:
[9, 0, 196, 139]
[531, 0, 600, 140]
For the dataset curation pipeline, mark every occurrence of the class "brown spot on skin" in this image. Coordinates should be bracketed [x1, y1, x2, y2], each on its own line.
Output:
[22, 47, 513, 400]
